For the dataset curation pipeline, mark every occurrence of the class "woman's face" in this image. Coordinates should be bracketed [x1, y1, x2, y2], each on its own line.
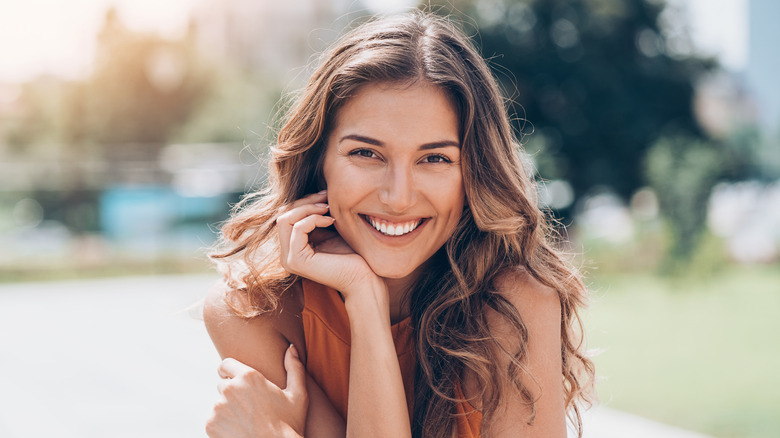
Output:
[322, 81, 465, 281]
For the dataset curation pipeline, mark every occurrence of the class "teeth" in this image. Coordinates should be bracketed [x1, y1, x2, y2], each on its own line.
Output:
[367, 216, 421, 236]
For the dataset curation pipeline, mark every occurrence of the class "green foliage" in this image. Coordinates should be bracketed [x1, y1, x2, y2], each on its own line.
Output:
[645, 135, 723, 267]
[432, 0, 714, 214]
[2, 80, 74, 151]
[172, 68, 281, 145]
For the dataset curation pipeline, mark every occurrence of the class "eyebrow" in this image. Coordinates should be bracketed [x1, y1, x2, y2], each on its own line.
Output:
[339, 134, 460, 150]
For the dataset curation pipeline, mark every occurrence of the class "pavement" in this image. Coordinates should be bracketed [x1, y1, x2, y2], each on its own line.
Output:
[0, 275, 714, 438]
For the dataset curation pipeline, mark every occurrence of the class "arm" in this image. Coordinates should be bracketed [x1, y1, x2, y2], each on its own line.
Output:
[468, 269, 567, 437]
[343, 279, 412, 438]
[203, 282, 346, 437]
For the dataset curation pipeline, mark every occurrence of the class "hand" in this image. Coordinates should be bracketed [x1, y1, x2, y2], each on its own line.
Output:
[206, 345, 308, 438]
[276, 190, 381, 296]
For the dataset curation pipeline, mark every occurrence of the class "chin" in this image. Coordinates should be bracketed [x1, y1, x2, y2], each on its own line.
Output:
[364, 258, 418, 280]
[369, 265, 413, 280]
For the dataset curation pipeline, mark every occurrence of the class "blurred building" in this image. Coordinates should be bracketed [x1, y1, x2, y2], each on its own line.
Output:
[745, 0, 780, 133]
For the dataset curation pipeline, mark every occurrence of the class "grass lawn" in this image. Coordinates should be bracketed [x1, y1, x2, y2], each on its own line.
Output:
[584, 265, 780, 438]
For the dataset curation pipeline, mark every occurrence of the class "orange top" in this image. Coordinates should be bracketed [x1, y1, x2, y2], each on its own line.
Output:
[300, 279, 482, 436]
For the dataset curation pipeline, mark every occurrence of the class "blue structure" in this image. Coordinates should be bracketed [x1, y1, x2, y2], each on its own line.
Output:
[99, 186, 232, 253]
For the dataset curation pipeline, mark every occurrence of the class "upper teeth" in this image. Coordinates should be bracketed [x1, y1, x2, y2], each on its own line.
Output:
[367, 216, 421, 236]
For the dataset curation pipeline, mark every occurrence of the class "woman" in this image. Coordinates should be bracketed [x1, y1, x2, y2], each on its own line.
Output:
[204, 11, 593, 438]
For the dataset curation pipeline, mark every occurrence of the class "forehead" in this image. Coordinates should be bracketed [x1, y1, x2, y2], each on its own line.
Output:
[327, 81, 460, 146]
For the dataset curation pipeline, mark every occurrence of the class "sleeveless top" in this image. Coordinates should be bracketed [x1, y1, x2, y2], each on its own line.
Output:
[300, 279, 482, 436]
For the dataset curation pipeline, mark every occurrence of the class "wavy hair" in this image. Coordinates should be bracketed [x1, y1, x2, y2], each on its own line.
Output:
[210, 11, 594, 437]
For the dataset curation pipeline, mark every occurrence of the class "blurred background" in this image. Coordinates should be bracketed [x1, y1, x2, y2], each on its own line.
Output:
[0, 0, 778, 437]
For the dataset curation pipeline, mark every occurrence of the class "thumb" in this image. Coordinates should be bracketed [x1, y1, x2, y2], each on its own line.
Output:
[284, 344, 306, 398]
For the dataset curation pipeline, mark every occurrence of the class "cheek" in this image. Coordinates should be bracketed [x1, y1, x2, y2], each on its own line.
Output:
[324, 170, 364, 217]
[426, 175, 466, 213]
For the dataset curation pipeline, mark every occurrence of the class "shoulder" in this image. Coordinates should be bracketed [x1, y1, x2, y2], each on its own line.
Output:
[480, 268, 567, 436]
[203, 279, 305, 387]
[488, 267, 561, 336]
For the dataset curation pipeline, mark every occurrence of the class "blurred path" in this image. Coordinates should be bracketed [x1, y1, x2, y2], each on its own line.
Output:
[0, 275, 218, 438]
[0, 275, 714, 438]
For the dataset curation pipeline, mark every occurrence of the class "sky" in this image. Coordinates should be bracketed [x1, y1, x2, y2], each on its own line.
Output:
[0, 0, 204, 82]
[0, 0, 748, 83]
[673, 0, 748, 69]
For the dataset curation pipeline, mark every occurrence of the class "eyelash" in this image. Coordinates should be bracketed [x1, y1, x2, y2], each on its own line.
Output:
[349, 149, 377, 159]
[348, 149, 453, 164]
[422, 154, 452, 164]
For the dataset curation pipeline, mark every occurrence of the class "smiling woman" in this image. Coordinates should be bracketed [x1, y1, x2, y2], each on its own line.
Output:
[203, 11, 594, 438]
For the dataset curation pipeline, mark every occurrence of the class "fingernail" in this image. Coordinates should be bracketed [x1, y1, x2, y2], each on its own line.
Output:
[315, 203, 328, 208]
[317, 189, 327, 194]
[289, 344, 299, 359]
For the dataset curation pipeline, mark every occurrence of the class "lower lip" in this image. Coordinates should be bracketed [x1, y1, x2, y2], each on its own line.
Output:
[361, 215, 428, 243]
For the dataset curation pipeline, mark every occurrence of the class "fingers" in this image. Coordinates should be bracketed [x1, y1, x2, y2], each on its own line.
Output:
[283, 344, 307, 401]
[276, 203, 330, 229]
[288, 215, 336, 255]
[217, 357, 254, 380]
[276, 192, 332, 265]
[277, 190, 328, 219]
[290, 190, 327, 209]
[217, 377, 231, 395]
[217, 358, 269, 396]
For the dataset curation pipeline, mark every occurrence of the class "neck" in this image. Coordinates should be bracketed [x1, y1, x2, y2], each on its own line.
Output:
[382, 275, 416, 324]
[382, 255, 441, 324]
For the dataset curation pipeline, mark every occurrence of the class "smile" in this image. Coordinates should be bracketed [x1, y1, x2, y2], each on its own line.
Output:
[362, 215, 425, 237]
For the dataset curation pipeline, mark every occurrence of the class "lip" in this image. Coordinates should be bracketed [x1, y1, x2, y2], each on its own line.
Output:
[359, 214, 429, 242]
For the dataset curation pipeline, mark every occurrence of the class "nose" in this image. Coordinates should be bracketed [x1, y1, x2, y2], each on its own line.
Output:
[378, 163, 416, 212]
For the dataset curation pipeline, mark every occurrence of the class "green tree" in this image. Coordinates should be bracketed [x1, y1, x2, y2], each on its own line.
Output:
[645, 135, 722, 266]
[433, 0, 715, 213]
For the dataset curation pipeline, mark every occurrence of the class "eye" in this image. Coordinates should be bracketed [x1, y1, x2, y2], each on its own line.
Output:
[422, 154, 452, 164]
[348, 149, 378, 159]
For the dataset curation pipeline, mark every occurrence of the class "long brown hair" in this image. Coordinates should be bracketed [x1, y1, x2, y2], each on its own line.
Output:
[211, 11, 594, 437]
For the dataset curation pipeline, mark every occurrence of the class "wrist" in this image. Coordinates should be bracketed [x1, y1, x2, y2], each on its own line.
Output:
[343, 277, 390, 322]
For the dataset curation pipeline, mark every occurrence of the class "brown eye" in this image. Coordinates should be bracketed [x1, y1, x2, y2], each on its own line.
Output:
[349, 149, 377, 158]
[423, 154, 452, 164]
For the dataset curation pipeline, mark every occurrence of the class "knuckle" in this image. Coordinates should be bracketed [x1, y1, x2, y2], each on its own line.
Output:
[205, 421, 216, 437]
[289, 383, 309, 404]
[275, 211, 290, 225]
[221, 382, 240, 398]
[245, 369, 267, 385]
[212, 398, 228, 411]
[205, 409, 221, 436]
[297, 390, 310, 406]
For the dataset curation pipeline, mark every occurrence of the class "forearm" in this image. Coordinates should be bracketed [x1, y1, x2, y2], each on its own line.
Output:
[305, 373, 347, 437]
[344, 283, 411, 438]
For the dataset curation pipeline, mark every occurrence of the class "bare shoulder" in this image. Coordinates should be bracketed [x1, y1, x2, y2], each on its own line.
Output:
[203, 279, 305, 388]
[489, 267, 561, 332]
